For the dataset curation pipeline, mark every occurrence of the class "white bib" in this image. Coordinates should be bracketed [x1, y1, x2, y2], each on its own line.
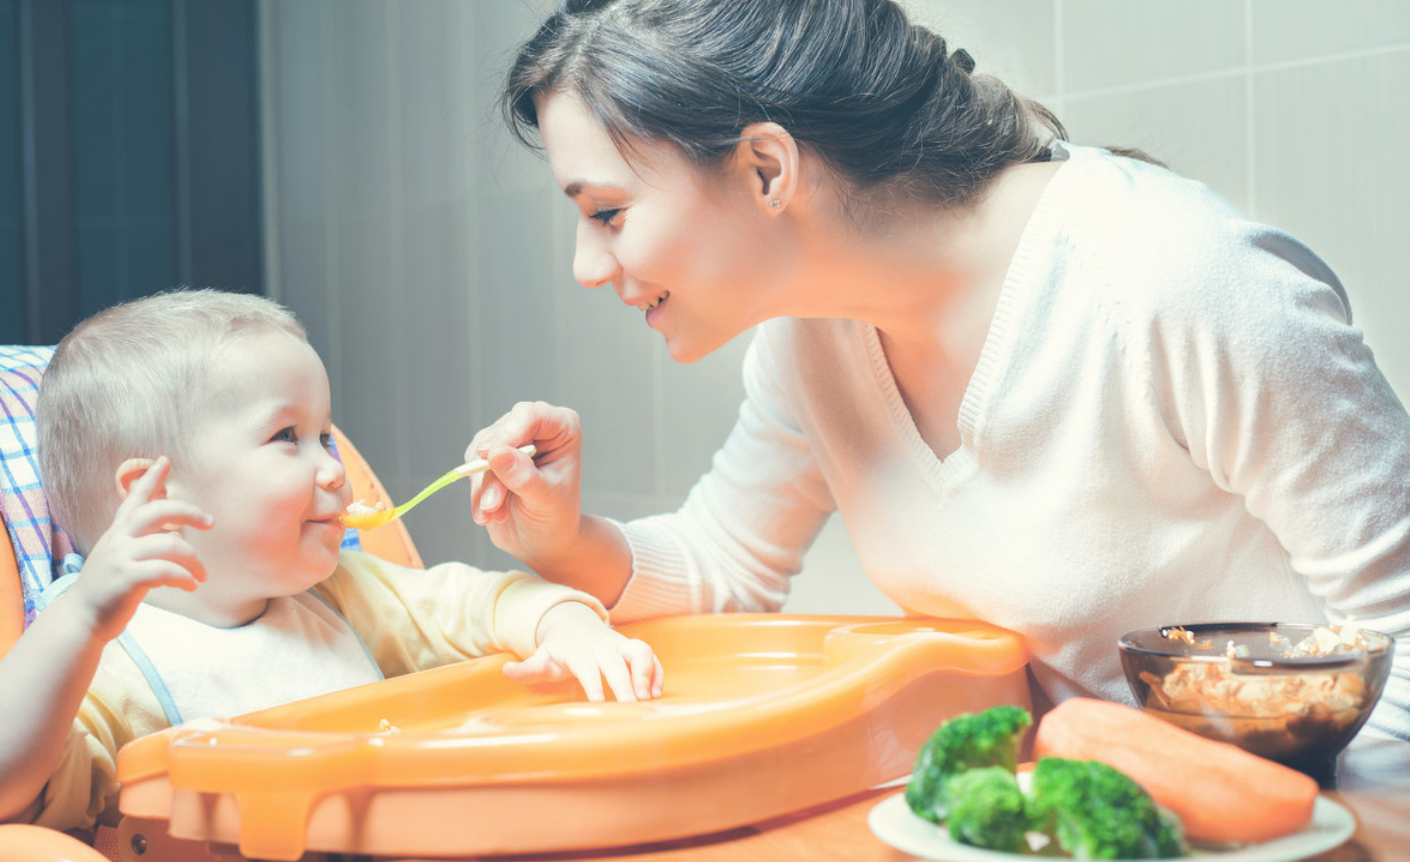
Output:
[121, 591, 384, 723]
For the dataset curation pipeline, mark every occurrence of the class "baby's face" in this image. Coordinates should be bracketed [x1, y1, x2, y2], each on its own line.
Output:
[162, 330, 352, 620]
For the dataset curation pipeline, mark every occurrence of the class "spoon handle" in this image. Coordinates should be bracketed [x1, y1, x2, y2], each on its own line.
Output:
[398, 444, 539, 517]
[454, 443, 538, 479]
[341, 444, 538, 530]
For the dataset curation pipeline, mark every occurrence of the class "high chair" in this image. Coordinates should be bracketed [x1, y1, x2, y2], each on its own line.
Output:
[0, 345, 418, 862]
[2, 346, 1033, 862]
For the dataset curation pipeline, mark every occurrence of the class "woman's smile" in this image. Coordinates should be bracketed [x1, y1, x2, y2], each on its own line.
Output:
[635, 290, 670, 313]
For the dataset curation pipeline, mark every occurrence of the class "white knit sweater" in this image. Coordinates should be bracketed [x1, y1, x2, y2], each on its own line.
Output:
[611, 143, 1410, 740]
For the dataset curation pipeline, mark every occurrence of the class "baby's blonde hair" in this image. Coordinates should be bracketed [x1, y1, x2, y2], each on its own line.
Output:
[38, 289, 308, 554]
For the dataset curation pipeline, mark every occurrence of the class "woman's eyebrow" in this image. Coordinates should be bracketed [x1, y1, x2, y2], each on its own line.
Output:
[562, 180, 616, 198]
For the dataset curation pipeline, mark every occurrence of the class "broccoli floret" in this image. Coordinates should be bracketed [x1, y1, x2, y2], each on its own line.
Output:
[1026, 758, 1186, 860]
[946, 767, 1030, 853]
[905, 705, 1032, 823]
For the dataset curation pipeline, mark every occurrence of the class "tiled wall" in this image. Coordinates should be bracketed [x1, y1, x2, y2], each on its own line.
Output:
[261, 0, 1410, 615]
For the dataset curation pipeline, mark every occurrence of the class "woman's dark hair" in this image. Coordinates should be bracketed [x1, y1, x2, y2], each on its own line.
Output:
[503, 0, 1068, 214]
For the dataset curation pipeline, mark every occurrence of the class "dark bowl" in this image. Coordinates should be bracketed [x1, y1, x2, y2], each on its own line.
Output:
[1119, 622, 1393, 769]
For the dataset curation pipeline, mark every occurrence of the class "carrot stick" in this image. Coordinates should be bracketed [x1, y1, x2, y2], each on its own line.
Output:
[1033, 698, 1319, 845]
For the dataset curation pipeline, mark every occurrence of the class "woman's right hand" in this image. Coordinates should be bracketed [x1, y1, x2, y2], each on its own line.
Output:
[466, 401, 588, 571]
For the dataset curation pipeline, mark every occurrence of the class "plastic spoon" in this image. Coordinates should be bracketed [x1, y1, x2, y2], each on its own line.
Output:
[339, 444, 537, 530]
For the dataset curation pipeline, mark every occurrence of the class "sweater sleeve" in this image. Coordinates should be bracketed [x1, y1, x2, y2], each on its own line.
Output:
[1150, 226, 1410, 739]
[318, 551, 606, 676]
[612, 326, 836, 622]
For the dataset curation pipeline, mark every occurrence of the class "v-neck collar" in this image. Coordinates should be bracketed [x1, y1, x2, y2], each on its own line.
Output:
[860, 143, 1076, 494]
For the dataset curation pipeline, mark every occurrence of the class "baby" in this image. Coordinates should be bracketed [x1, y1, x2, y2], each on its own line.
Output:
[0, 289, 662, 831]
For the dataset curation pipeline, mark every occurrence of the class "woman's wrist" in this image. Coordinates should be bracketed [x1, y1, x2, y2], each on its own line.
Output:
[527, 515, 633, 607]
[39, 587, 118, 655]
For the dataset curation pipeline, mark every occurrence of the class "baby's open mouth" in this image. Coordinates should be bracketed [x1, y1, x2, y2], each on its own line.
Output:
[637, 291, 669, 312]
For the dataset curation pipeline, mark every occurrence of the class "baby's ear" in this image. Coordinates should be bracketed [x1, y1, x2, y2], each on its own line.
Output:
[114, 457, 165, 501]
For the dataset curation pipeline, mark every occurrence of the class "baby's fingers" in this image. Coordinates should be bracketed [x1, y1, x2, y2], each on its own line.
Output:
[566, 653, 608, 703]
[133, 532, 207, 583]
[623, 640, 664, 700]
[127, 499, 214, 536]
[116, 456, 172, 511]
[502, 651, 566, 685]
[133, 558, 206, 593]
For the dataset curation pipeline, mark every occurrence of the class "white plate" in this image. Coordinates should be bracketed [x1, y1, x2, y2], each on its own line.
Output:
[868, 791, 1355, 862]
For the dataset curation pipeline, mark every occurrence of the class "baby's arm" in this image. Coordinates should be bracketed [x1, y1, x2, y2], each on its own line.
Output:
[503, 602, 664, 702]
[0, 457, 209, 822]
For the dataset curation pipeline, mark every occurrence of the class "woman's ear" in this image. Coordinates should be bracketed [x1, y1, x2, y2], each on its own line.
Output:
[734, 121, 800, 216]
[115, 457, 163, 501]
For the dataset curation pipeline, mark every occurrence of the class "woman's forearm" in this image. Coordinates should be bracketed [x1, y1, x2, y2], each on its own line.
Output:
[527, 514, 634, 608]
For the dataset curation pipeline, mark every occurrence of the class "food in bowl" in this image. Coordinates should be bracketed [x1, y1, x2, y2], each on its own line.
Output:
[1119, 622, 1393, 765]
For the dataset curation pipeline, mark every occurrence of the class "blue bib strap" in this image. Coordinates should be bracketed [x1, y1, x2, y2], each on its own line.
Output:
[115, 630, 185, 727]
[305, 589, 385, 681]
[41, 553, 185, 726]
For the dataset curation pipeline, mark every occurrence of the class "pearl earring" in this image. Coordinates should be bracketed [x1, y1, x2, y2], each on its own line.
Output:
[769, 198, 782, 211]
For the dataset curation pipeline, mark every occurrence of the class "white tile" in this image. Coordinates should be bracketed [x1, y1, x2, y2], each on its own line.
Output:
[1064, 76, 1251, 213]
[394, 478, 476, 567]
[1063, 0, 1246, 93]
[901, 0, 1058, 98]
[276, 216, 335, 380]
[468, 0, 561, 196]
[472, 0, 554, 52]
[1252, 0, 1410, 66]
[266, 1, 327, 225]
[581, 489, 673, 524]
[334, 211, 409, 480]
[396, 0, 474, 204]
[328, 0, 396, 212]
[1253, 52, 1410, 402]
[401, 200, 476, 477]
[472, 189, 569, 424]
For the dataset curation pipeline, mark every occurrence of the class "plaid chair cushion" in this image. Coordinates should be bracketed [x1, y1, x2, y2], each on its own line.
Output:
[0, 345, 67, 627]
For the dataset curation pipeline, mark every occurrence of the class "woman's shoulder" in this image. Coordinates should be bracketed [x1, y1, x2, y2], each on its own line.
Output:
[1045, 144, 1344, 323]
[1052, 143, 1250, 252]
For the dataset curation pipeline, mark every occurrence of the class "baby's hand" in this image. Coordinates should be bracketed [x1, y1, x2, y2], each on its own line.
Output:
[68, 457, 213, 643]
[504, 602, 664, 702]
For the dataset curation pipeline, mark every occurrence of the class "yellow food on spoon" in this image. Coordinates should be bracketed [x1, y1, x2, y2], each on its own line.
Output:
[340, 499, 395, 530]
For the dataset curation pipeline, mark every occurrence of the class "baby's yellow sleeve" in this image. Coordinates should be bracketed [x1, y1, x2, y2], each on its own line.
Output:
[320, 551, 607, 677]
[28, 642, 170, 832]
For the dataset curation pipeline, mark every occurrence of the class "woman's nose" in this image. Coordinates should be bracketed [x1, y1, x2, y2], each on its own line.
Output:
[573, 223, 619, 288]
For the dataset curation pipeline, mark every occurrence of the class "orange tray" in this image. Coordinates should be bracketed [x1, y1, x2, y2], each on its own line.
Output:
[116, 614, 1029, 860]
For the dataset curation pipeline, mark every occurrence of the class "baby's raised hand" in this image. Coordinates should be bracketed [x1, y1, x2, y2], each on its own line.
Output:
[504, 602, 664, 702]
[68, 457, 213, 643]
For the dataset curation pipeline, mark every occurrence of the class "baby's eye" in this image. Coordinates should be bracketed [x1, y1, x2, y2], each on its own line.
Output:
[589, 207, 622, 227]
[272, 427, 297, 444]
[320, 433, 334, 451]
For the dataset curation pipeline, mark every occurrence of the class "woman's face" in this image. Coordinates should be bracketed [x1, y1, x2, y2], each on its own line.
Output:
[537, 92, 790, 363]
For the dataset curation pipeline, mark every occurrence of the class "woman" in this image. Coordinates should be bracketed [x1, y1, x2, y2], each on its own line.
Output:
[467, 0, 1410, 738]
